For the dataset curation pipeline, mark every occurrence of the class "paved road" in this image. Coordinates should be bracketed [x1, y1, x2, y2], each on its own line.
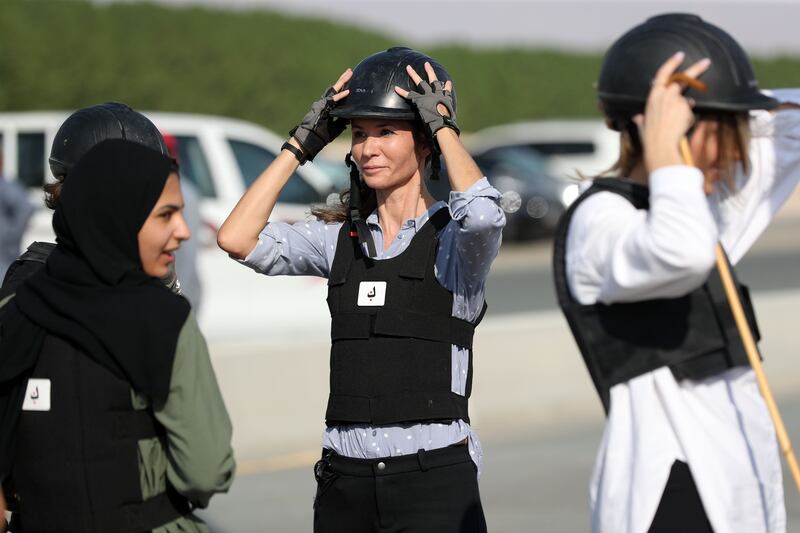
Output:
[484, 216, 800, 317]
[198, 393, 800, 532]
[197, 214, 800, 532]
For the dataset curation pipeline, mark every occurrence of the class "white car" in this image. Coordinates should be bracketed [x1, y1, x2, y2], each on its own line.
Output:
[0, 111, 336, 342]
[470, 119, 621, 181]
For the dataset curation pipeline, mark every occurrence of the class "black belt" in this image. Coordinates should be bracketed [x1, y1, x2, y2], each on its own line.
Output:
[323, 442, 472, 477]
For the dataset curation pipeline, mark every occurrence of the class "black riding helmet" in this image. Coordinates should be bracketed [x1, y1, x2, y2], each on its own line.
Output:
[331, 46, 456, 121]
[330, 47, 457, 258]
[49, 102, 168, 178]
[597, 13, 778, 130]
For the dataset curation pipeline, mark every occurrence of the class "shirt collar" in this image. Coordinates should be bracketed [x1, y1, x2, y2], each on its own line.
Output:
[366, 201, 448, 233]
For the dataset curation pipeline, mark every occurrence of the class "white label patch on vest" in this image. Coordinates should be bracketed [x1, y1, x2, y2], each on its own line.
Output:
[357, 281, 387, 306]
[22, 379, 51, 412]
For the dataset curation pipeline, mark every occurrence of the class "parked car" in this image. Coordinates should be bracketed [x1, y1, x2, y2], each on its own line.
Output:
[425, 146, 580, 240]
[0, 111, 337, 342]
[312, 153, 351, 192]
[470, 119, 621, 181]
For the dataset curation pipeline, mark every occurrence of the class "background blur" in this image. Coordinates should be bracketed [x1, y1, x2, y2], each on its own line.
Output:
[3, 0, 800, 132]
[2, 0, 800, 531]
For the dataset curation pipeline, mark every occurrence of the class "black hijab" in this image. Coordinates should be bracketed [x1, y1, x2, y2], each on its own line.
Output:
[0, 139, 190, 477]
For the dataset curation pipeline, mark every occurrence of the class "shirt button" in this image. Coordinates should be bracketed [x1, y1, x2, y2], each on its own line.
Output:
[377, 462, 386, 471]
[372, 430, 377, 437]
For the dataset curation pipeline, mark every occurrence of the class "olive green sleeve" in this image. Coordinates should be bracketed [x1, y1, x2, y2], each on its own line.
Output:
[152, 312, 235, 508]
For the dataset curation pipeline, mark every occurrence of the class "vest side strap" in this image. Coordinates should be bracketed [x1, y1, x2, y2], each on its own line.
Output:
[123, 487, 191, 532]
[326, 391, 469, 426]
[330, 313, 372, 340]
[112, 409, 160, 440]
[374, 309, 475, 348]
[330, 310, 476, 348]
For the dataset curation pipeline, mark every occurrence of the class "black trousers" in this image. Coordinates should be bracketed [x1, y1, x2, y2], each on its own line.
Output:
[313, 443, 487, 533]
[648, 460, 714, 532]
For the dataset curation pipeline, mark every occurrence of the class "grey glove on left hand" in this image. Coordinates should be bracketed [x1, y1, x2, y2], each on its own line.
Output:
[289, 87, 347, 162]
[405, 80, 460, 140]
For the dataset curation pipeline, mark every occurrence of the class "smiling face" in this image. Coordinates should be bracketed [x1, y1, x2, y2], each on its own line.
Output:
[137, 173, 190, 277]
[350, 118, 430, 191]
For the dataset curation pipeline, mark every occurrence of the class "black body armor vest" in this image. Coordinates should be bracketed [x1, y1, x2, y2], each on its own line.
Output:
[553, 178, 760, 411]
[0, 242, 55, 301]
[325, 209, 485, 426]
[8, 333, 189, 532]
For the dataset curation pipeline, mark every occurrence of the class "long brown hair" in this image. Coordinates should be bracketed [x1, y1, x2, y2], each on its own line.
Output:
[311, 180, 378, 224]
[607, 111, 751, 187]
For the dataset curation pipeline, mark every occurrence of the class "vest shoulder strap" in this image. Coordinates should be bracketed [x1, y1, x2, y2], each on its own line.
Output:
[397, 208, 451, 280]
[552, 178, 648, 307]
[21, 242, 57, 264]
[328, 222, 356, 286]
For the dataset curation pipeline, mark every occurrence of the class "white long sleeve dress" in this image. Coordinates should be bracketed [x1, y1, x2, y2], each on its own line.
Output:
[564, 89, 800, 533]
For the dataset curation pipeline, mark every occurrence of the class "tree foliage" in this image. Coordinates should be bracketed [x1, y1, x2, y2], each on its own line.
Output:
[1, 0, 797, 133]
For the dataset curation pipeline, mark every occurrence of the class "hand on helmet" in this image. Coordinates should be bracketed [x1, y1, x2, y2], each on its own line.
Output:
[395, 62, 459, 140]
[289, 69, 352, 162]
[634, 52, 711, 172]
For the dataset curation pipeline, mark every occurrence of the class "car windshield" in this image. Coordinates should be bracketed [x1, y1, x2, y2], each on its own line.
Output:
[425, 145, 556, 201]
[313, 157, 350, 191]
[174, 135, 216, 198]
[17, 132, 46, 188]
[477, 147, 550, 184]
[228, 139, 322, 204]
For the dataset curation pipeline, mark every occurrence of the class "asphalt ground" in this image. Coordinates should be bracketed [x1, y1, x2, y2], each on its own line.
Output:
[483, 207, 800, 316]
[198, 394, 800, 533]
[195, 205, 800, 532]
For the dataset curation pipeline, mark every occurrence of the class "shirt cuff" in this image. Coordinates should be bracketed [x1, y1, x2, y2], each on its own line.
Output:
[448, 177, 501, 221]
[750, 89, 800, 139]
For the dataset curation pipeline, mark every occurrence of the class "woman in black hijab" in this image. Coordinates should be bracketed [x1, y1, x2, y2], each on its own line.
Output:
[0, 138, 234, 532]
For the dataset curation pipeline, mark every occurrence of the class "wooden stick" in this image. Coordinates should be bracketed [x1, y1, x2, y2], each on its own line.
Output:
[679, 136, 800, 493]
[678, 138, 694, 168]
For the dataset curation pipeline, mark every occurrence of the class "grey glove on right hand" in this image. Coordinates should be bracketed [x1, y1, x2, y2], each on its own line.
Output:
[405, 80, 460, 140]
[289, 87, 347, 162]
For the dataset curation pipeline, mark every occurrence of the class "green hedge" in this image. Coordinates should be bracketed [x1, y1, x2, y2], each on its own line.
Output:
[1, 0, 798, 133]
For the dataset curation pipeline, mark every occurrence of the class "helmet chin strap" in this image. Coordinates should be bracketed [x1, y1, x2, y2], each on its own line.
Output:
[430, 151, 441, 180]
[345, 153, 377, 259]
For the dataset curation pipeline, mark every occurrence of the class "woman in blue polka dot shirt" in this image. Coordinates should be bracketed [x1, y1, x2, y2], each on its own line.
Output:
[219, 47, 505, 533]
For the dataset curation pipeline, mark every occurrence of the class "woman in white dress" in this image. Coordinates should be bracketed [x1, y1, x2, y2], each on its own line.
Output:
[553, 13, 800, 533]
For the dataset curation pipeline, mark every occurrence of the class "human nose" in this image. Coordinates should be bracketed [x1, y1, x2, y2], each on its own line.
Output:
[361, 134, 380, 158]
[174, 212, 191, 242]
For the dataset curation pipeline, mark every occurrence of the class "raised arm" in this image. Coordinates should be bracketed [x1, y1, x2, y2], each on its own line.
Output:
[217, 70, 351, 259]
[717, 90, 800, 263]
[394, 62, 482, 193]
[567, 53, 720, 304]
[394, 62, 504, 283]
